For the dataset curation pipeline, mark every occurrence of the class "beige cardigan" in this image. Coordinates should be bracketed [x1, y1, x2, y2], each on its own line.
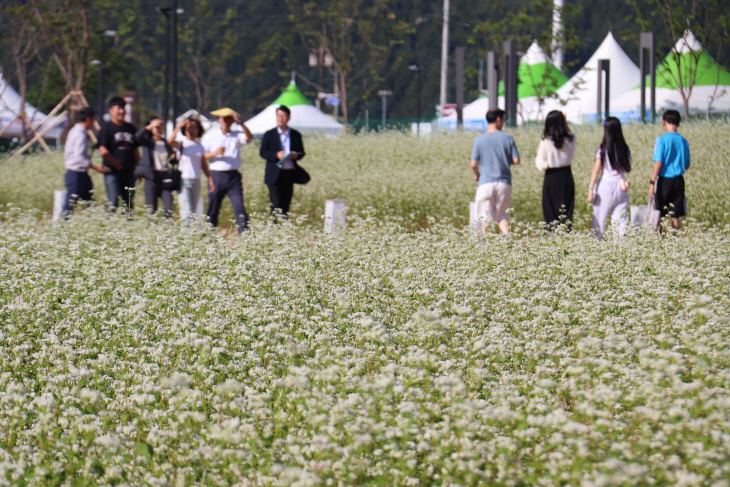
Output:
[535, 134, 577, 172]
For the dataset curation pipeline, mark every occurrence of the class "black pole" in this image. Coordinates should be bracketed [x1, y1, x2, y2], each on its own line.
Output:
[417, 70, 422, 134]
[171, 0, 178, 123]
[163, 12, 170, 128]
[98, 36, 105, 119]
[456, 47, 464, 128]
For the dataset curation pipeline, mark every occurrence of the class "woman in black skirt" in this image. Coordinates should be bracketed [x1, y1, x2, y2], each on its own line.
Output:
[535, 111, 576, 229]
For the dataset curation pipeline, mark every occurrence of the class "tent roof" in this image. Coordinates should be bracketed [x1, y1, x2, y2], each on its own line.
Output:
[514, 42, 569, 99]
[244, 81, 343, 135]
[0, 75, 66, 139]
[548, 32, 640, 122]
[272, 82, 312, 107]
[650, 30, 730, 89]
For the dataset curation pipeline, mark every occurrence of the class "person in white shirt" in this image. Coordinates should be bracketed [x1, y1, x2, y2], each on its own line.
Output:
[203, 108, 253, 234]
[587, 116, 632, 240]
[168, 117, 215, 225]
[535, 110, 577, 230]
[63, 107, 109, 214]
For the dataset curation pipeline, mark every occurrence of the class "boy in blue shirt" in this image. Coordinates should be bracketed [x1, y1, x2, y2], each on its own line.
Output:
[648, 109, 690, 230]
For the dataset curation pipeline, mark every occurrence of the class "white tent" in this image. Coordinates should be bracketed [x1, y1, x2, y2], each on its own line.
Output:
[610, 30, 730, 119]
[243, 81, 344, 136]
[0, 74, 66, 140]
[545, 32, 640, 123]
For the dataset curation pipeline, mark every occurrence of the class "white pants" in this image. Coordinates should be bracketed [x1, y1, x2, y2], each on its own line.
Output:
[179, 178, 202, 224]
[592, 179, 628, 240]
[475, 182, 512, 223]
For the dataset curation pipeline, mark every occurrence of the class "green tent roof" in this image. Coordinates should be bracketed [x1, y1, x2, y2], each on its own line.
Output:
[272, 82, 312, 107]
[640, 31, 730, 89]
[496, 43, 568, 99]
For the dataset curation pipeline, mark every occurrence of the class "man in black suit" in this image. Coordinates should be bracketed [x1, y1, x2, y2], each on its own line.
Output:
[259, 105, 307, 217]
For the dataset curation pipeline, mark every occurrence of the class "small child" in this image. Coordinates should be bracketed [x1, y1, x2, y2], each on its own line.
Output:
[649, 110, 690, 230]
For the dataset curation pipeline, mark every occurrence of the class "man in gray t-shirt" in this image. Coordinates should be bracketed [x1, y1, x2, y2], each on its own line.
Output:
[470, 108, 520, 234]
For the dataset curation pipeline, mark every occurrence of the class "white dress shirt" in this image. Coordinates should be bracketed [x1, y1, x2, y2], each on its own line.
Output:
[203, 128, 248, 172]
[278, 126, 294, 170]
[535, 133, 577, 172]
[64, 124, 91, 172]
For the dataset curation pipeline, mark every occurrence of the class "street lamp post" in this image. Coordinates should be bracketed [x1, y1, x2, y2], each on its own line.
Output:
[171, 0, 178, 123]
[409, 65, 425, 134]
[157, 6, 183, 132]
[93, 30, 116, 120]
[378, 90, 392, 131]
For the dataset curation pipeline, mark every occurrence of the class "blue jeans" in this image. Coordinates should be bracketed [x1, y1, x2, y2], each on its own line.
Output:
[104, 172, 137, 209]
[63, 170, 93, 214]
[179, 178, 202, 224]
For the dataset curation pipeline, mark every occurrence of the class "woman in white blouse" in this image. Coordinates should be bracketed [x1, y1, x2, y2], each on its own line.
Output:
[535, 111, 577, 229]
[167, 118, 216, 225]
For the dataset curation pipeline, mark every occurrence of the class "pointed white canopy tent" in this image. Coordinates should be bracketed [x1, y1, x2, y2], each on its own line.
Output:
[243, 81, 344, 136]
[438, 42, 566, 129]
[545, 32, 640, 123]
[0, 74, 66, 140]
[611, 30, 730, 118]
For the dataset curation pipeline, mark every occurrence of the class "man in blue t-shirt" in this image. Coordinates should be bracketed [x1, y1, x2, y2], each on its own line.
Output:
[649, 109, 690, 230]
[470, 108, 521, 234]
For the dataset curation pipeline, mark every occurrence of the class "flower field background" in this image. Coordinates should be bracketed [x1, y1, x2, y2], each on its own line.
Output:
[1, 122, 729, 229]
[1, 123, 730, 486]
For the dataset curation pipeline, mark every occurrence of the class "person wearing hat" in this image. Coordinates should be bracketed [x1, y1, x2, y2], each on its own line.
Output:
[259, 105, 307, 217]
[203, 108, 253, 234]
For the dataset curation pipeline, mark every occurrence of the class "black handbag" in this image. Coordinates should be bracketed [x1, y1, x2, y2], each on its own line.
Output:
[161, 165, 182, 192]
[294, 165, 310, 185]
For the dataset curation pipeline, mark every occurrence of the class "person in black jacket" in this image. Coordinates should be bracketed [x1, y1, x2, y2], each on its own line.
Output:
[135, 117, 176, 216]
[259, 105, 307, 217]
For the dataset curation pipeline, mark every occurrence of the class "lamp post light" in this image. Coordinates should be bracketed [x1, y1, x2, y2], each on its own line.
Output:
[157, 6, 183, 131]
[378, 90, 392, 131]
[92, 30, 116, 120]
[409, 65, 425, 134]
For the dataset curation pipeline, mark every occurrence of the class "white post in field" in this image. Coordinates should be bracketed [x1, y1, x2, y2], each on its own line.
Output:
[439, 0, 450, 113]
[469, 201, 482, 235]
[552, 0, 564, 71]
[324, 199, 347, 234]
[53, 190, 67, 221]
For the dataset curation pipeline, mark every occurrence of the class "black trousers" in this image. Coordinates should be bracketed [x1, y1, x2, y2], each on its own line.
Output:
[64, 170, 93, 213]
[267, 169, 296, 216]
[207, 170, 248, 233]
[144, 172, 175, 216]
[542, 165, 575, 229]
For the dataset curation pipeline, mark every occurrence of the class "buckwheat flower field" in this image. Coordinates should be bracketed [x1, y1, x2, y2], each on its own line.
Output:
[1, 123, 730, 486]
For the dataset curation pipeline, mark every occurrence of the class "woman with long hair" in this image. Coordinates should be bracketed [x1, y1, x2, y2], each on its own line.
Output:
[135, 116, 176, 216]
[535, 110, 576, 229]
[587, 116, 632, 239]
[167, 117, 215, 225]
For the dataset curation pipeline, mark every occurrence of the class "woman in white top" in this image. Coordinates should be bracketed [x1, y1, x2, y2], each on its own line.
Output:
[535, 111, 577, 229]
[167, 118, 215, 224]
[587, 116, 632, 240]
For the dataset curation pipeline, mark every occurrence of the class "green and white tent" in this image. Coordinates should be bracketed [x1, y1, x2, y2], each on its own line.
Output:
[440, 42, 567, 128]
[612, 30, 730, 116]
[245, 81, 344, 136]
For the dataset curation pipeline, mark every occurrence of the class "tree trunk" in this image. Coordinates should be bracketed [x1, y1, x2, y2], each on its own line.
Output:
[340, 70, 348, 126]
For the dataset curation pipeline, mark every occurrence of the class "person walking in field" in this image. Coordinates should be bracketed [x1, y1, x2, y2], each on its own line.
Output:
[259, 105, 308, 218]
[135, 117, 176, 216]
[167, 117, 215, 225]
[535, 111, 576, 230]
[98, 96, 140, 209]
[203, 108, 254, 234]
[63, 107, 110, 215]
[470, 108, 520, 235]
[587, 116, 632, 240]
[649, 109, 690, 231]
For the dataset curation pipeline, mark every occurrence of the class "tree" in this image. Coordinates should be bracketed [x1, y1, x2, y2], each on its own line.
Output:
[271, 0, 411, 126]
[2, 1, 38, 143]
[627, 0, 729, 118]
